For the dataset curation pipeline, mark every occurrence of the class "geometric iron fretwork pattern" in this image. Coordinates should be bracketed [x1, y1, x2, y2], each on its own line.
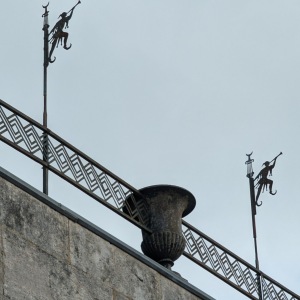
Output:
[0, 99, 299, 300]
[182, 221, 299, 300]
[0, 100, 149, 230]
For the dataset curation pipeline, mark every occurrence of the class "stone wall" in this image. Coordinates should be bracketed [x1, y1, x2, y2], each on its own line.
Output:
[0, 168, 214, 300]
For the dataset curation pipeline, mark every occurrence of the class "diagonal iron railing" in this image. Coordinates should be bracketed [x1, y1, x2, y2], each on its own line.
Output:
[0, 99, 299, 300]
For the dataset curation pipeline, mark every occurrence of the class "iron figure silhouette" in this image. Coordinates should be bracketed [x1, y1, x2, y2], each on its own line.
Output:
[254, 152, 282, 206]
[48, 1, 81, 62]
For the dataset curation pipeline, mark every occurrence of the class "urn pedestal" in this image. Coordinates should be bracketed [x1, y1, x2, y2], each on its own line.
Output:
[124, 185, 196, 270]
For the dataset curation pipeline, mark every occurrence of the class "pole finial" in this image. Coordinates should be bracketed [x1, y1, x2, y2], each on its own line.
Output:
[42, 2, 50, 27]
[245, 152, 254, 178]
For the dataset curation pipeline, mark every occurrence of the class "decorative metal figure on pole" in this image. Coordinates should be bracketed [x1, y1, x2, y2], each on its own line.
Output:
[42, 1, 81, 194]
[255, 152, 282, 206]
[245, 151, 282, 299]
[49, 1, 81, 63]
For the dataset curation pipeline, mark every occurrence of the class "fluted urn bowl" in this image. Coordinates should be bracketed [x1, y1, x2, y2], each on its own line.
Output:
[123, 185, 196, 270]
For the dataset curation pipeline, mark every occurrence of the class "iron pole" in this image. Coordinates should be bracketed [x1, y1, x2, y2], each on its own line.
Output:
[246, 154, 263, 299]
[43, 9, 49, 195]
[249, 176, 262, 299]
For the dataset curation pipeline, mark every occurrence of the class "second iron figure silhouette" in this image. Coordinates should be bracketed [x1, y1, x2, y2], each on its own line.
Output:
[49, 1, 81, 62]
[255, 152, 282, 206]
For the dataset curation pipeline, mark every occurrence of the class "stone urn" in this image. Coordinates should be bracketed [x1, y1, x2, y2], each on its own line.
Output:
[123, 185, 196, 270]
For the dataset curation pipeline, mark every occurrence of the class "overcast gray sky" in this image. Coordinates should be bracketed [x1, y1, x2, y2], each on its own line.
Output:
[1, 0, 300, 299]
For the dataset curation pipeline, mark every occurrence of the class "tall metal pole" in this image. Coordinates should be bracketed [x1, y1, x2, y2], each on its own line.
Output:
[41, 1, 81, 195]
[245, 153, 263, 299]
[42, 4, 49, 195]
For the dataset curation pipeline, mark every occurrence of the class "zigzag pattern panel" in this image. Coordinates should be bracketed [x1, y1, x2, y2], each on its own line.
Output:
[261, 276, 297, 300]
[182, 223, 299, 300]
[182, 226, 259, 298]
[0, 108, 45, 156]
[0, 104, 148, 225]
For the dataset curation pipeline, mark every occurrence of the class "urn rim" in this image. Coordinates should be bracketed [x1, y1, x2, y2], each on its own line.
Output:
[138, 184, 196, 217]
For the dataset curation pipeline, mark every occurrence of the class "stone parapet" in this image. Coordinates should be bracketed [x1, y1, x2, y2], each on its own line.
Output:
[0, 167, 214, 300]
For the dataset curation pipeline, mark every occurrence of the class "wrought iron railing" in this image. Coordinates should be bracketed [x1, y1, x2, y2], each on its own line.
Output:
[182, 221, 299, 299]
[0, 99, 298, 300]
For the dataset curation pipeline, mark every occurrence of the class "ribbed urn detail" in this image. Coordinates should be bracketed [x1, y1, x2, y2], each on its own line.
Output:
[123, 185, 196, 270]
[141, 231, 186, 268]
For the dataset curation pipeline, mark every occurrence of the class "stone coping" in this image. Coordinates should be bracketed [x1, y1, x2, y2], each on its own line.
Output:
[0, 166, 215, 300]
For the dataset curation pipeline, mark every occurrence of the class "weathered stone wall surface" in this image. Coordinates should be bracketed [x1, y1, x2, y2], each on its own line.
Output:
[0, 171, 213, 300]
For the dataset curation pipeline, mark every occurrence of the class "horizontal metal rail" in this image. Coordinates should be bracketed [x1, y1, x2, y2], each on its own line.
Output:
[0, 99, 298, 300]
